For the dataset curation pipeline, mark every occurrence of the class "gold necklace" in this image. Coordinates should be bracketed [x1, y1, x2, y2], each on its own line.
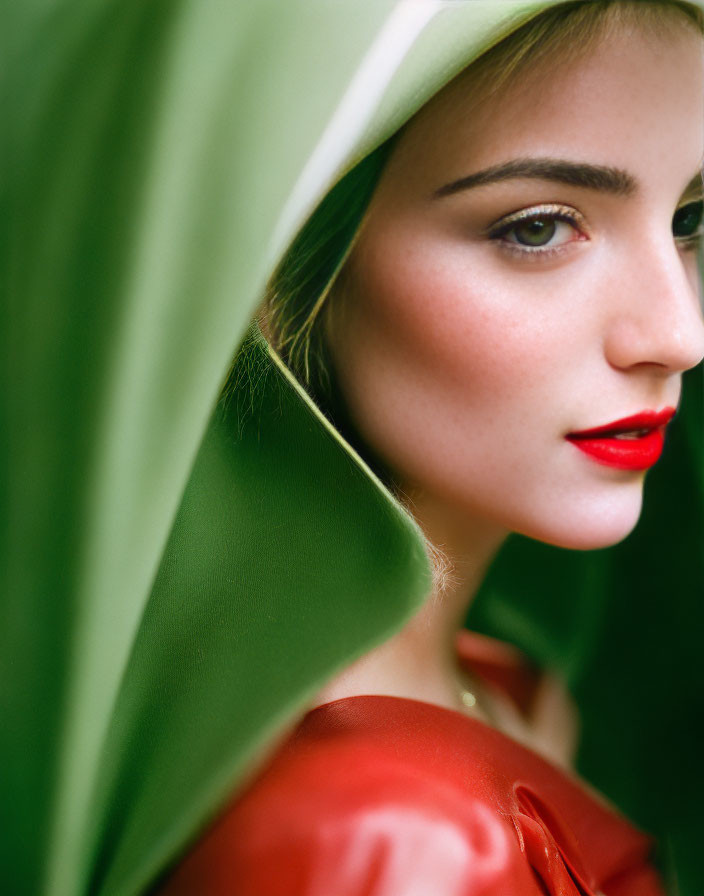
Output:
[454, 664, 498, 725]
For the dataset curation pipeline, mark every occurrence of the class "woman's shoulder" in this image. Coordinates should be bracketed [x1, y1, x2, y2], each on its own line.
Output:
[157, 695, 663, 896]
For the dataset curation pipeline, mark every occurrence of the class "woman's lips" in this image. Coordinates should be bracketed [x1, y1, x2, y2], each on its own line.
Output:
[566, 407, 676, 471]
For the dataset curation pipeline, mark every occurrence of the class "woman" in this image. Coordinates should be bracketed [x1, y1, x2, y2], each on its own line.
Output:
[156, 1, 704, 894]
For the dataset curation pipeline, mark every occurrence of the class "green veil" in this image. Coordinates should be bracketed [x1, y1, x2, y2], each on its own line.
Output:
[3, 1, 703, 893]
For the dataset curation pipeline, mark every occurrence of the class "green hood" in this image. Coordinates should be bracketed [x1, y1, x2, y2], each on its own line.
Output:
[3, 1, 703, 893]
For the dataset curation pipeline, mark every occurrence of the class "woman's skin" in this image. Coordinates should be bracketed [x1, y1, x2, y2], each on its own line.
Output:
[314, 17, 704, 762]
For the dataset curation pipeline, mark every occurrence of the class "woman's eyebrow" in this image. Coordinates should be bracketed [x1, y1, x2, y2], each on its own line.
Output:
[432, 157, 637, 199]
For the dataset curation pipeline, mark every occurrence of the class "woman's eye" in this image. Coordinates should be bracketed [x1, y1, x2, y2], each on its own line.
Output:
[507, 217, 572, 248]
[672, 199, 703, 245]
[487, 205, 586, 256]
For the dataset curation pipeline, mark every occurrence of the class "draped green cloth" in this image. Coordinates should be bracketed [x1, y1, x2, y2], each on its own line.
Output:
[2, 1, 703, 893]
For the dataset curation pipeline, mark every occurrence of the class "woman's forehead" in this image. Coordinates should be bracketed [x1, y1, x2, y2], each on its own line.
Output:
[381, 19, 704, 198]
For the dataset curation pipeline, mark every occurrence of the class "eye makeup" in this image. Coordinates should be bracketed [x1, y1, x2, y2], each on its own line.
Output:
[485, 203, 588, 259]
[482, 195, 704, 259]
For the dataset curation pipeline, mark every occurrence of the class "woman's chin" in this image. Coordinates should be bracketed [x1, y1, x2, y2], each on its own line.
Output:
[515, 484, 645, 552]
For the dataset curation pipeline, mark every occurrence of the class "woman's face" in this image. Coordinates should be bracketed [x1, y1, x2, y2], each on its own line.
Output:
[325, 19, 704, 551]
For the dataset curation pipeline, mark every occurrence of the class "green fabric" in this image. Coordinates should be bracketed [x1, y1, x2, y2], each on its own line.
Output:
[84, 332, 431, 895]
[2, 1, 702, 893]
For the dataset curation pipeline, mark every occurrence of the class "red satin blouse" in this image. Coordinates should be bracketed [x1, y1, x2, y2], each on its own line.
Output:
[158, 634, 665, 896]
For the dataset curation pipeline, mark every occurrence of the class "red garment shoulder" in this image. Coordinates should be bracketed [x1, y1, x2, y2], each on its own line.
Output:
[159, 699, 540, 895]
[158, 696, 664, 896]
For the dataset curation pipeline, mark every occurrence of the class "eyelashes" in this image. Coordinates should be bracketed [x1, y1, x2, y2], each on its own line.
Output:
[486, 203, 587, 258]
[485, 199, 704, 259]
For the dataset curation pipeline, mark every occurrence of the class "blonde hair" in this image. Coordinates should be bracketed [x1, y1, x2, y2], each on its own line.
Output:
[468, 0, 702, 100]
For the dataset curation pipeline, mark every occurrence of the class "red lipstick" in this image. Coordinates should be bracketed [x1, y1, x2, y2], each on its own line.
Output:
[566, 407, 676, 471]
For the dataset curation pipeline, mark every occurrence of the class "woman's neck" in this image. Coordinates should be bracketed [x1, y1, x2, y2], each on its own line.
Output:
[312, 484, 507, 715]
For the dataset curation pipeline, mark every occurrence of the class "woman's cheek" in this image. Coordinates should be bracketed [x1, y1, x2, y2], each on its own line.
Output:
[364, 259, 564, 408]
[366, 225, 576, 376]
[335, 252, 562, 486]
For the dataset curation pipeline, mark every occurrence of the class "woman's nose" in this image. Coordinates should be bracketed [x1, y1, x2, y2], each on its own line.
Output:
[603, 241, 704, 374]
